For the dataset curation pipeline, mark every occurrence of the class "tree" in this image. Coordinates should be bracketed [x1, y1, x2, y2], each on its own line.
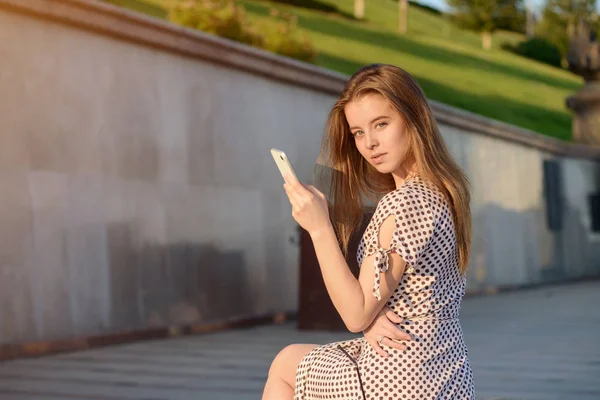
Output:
[354, 0, 365, 19]
[448, 0, 526, 50]
[537, 0, 597, 67]
[496, 0, 527, 33]
[399, 0, 408, 34]
[525, 0, 535, 37]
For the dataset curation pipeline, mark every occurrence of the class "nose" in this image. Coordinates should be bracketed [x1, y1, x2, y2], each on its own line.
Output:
[365, 131, 378, 150]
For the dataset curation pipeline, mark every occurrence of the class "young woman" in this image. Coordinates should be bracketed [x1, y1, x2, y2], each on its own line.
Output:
[262, 64, 475, 399]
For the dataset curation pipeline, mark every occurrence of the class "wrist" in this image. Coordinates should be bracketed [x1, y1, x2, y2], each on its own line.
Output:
[309, 223, 334, 240]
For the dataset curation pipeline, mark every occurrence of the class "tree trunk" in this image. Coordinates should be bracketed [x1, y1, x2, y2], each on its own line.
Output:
[567, 16, 574, 39]
[398, 0, 408, 34]
[526, 6, 535, 38]
[354, 0, 364, 20]
[481, 31, 492, 50]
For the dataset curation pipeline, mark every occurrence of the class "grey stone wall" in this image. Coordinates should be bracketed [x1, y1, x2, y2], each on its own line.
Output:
[0, 0, 598, 344]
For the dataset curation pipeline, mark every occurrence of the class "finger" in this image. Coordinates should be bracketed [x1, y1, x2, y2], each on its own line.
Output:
[284, 182, 298, 196]
[284, 184, 302, 208]
[377, 313, 410, 339]
[285, 183, 308, 203]
[384, 325, 412, 342]
[284, 174, 310, 196]
[306, 185, 325, 199]
[285, 191, 301, 212]
[386, 339, 407, 351]
[369, 340, 389, 358]
[387, 325, 412, 341]
[289, 197, 301, 212]
[384, 308, 404, 324]
[382, 309, 411, 340]
[284, 173, 302, 188]
[376, 332, 408, 350]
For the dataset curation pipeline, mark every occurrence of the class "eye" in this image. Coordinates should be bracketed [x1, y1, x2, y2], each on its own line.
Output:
[376, 122, 388, 129]
[352, 130, 365, 138]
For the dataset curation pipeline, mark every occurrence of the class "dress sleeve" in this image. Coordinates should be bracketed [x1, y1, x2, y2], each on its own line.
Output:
[369, 187, 436, 300]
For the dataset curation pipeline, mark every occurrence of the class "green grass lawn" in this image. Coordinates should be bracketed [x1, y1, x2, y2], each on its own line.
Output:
[112, 0, 583, 141]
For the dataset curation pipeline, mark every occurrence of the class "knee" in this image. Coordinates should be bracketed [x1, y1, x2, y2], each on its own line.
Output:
[269, 343, 317, 384]
[268, 344, 296, 378]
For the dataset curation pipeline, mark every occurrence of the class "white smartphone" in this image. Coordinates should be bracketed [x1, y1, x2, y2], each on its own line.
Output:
[270, 148, 298, 183]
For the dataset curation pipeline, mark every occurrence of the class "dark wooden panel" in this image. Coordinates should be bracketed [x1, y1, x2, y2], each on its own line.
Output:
[297, 212, 373, 331]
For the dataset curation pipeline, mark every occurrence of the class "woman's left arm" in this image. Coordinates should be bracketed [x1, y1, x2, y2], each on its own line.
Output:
[310, 222, 406, 332]
[284, 175, 406, 333]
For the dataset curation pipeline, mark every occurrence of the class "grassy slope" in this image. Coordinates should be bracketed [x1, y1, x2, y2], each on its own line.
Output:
[115, 0, 583, 140]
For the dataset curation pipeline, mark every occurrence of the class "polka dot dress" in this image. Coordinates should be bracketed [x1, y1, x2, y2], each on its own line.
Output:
[294, 174, 475, 399]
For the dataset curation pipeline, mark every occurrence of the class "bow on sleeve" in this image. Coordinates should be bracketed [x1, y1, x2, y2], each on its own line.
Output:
[372, 247, 394, 301]
[372, 247, 416, 301]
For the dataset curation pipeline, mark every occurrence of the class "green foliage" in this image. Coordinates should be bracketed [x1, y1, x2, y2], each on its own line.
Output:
[537, 0, 598, 65]
[167, 0, 260, 45]
[257, 9, 317, 60]
[103, 0, 583, 140]
[165, 0, 316, 61]
[252, 0, 346, 16]
[495, 0, 526, 33]
[501, 36, 562, 67]
[448, 0, 525, 34]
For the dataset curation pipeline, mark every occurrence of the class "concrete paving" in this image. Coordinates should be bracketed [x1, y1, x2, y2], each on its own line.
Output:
[0, 281, 598, 400]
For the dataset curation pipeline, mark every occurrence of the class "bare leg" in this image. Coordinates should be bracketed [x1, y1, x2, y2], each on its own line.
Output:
[262, 343, 318, 400]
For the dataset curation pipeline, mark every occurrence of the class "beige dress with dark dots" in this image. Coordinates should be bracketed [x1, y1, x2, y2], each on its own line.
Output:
[294, 174, 475, 399]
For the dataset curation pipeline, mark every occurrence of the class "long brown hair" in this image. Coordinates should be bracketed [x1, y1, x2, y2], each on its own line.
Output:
[318, 64, 472, 274]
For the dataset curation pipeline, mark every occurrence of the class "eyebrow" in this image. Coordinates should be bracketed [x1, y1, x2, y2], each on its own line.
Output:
[349, 115, 390, 131]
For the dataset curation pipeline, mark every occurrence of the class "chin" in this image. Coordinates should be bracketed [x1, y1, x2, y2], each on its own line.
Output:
[373, 164, 395, 174]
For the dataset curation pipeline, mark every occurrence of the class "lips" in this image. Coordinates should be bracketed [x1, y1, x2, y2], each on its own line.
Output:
[371, 153, 386, 164]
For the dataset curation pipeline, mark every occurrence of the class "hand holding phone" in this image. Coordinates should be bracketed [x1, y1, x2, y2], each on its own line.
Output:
[270, 148, 298, 183]
[274, 148, 332, 236]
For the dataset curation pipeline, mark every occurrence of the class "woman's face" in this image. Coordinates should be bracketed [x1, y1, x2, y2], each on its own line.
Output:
[344, 93, 413, 185]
